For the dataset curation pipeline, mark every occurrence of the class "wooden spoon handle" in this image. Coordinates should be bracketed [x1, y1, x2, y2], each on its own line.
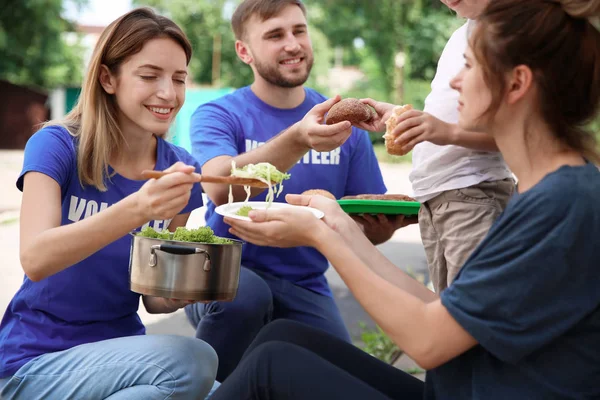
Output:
[141, 170, 270, 188]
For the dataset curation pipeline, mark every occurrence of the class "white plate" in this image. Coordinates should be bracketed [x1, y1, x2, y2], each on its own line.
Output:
[215, 201, 325, 222]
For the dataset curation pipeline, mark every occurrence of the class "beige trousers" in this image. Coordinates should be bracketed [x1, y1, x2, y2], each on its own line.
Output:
[419, 179, 515, 293]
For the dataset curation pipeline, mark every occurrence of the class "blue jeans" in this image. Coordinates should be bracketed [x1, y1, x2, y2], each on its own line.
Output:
[0, 335, 218, 400]
[185, 267, 351, 382]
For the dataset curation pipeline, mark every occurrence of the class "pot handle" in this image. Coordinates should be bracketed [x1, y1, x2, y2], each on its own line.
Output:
[149, 244, 212, 271]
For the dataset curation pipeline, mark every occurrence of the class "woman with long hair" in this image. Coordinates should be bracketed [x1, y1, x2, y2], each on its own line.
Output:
[215, 0, 600, 398]
[0, 8, 217, 400]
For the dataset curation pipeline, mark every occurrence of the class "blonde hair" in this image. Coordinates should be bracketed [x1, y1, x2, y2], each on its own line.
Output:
[45, 8, 192, 191]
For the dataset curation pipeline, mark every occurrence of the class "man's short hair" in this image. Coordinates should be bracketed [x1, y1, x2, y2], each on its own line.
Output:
[231, 0, 307, 40]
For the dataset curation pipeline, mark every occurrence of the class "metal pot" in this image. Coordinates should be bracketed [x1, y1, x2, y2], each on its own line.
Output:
[129, 233, 243, 302]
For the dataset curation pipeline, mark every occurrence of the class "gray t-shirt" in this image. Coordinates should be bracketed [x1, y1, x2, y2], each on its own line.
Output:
[426, 162, 600, 399]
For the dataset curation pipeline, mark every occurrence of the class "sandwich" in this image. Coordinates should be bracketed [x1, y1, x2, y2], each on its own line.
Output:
[383, 104, 413, 156]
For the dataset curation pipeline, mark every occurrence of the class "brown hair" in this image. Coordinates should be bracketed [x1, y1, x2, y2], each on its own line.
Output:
[45, 7, 192, 191]
[231, 0, 307, 40]
[470, 0, 600, 163]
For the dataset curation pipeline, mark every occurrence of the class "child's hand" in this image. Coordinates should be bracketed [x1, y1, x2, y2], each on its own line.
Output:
[354, 98, 396, 133]
[392, 111, 456, 153]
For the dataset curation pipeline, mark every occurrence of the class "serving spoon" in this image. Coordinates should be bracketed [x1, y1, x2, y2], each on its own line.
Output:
[141, 170, 272, 188]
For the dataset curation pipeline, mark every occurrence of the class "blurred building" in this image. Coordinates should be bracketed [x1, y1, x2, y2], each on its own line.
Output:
[0, 80, 49, 149]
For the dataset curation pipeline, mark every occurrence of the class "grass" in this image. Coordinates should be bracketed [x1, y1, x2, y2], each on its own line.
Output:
[354, 267, 431, 367]
[357, 322, 403, 365]
[405, 367, 426, 375]
[373, 143, 413, 164]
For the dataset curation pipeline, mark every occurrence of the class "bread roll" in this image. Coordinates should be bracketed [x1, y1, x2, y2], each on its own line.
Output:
[342, 193, 417, 202]
[325, 98, 375, 126]
[301, 189, 336, 200]
[383, 104, 413, 155]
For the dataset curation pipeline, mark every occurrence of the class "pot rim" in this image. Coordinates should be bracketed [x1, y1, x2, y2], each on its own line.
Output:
[129, 230, 244, 246]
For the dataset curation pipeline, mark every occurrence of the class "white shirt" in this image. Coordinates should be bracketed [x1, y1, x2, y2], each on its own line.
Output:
[409, 21, 512, 203]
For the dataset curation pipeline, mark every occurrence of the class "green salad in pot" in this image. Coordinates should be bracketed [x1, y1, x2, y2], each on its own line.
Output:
[137, 226, 233, 244]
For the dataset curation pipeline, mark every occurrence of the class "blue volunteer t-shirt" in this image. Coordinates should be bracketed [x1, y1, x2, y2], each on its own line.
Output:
[190, 86, 386, 296]
[0, 126, 203, 379]
[425, 163, 600, 399]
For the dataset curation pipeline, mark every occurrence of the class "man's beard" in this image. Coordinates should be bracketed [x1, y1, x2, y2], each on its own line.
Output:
[254, 55, 314, 88]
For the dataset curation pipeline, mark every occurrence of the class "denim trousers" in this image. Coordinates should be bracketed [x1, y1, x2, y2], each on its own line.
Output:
[0, 334, 219, 400]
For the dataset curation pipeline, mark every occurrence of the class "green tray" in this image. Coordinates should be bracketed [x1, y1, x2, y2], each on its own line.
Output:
[337, 199, 420, 216]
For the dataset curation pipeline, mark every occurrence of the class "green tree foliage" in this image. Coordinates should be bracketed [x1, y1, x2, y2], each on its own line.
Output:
[405, 10, 463, 81]
[131, 0, 463, 105]
[135, 0, 332, 90]
[135, 0, 247, 86]
[590, 118, 600, 146]
[308, 0, 407, 99]
[308, 0, 462, 99]
[0, 0, 86, 88]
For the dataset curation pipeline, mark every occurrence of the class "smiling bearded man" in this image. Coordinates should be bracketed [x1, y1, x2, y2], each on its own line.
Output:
[250, 24, 314, 88]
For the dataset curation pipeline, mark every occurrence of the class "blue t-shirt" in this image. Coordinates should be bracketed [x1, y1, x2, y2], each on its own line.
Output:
[0, 126, 203, 379]
[190, 86, 386, 296]
[425, 163, 600, 399]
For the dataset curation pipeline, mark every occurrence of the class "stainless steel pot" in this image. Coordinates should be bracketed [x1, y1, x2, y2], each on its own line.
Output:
[129, 233, 243, 302]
